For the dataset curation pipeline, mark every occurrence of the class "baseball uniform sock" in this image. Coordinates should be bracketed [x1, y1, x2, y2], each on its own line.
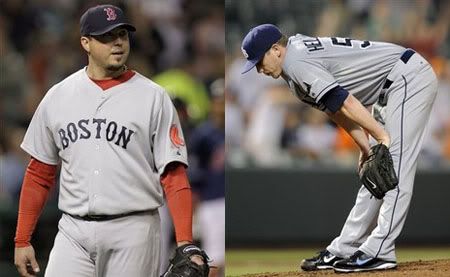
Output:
[15, 158, 57, 247]
[161, 162, 193, 242]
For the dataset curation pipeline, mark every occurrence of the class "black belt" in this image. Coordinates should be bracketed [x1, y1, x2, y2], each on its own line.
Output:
[64, 210, 150, 221]
[382, 49, 415, 89]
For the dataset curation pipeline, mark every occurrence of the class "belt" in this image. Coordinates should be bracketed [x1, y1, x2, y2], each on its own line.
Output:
[382, 49, 415, 89]
[64, 210, 150, 221]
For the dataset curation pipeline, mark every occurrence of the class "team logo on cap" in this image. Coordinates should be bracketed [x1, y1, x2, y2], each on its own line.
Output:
[170, 124, 185, 147]
[241, 47, 249, 59]
[104, 7, 117, 21]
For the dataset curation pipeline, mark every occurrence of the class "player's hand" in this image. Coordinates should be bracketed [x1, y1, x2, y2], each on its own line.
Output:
[190, 254, 205, 265]
[15, 245, 40, 277]
[177, 241, 205, 266]
[162, 242, 209, 276]
[208, 266, 219, 277]
[377, 133, 391, 148]
[358, 150, 369, 173]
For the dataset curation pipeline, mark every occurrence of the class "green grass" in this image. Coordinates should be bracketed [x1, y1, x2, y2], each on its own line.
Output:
[225, 247, 450, 276]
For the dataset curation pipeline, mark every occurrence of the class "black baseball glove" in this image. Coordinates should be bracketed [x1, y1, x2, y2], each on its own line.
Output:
[359, 144, 398, 199]
[161, 243, 209, 277]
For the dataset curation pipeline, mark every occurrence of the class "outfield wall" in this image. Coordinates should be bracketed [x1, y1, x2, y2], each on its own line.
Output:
[226, 169, 450, 246]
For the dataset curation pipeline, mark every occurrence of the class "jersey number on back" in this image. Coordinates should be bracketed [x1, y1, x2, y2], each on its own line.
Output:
[331, 37, 371, 49]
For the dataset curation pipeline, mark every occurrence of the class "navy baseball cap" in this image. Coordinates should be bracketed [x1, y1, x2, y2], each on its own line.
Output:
[241, 24, 282, 74]
[80, 5, 136, 36]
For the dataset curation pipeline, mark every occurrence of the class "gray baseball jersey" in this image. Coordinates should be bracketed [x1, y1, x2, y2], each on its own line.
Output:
[21, 68, 188, 216]
[280, 34, 438, 261]
[282, 34, 404, 109]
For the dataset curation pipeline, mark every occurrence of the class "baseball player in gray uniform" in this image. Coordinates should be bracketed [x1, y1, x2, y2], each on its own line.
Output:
[241, 24, 437, 273]
[14, 5, 207, 277]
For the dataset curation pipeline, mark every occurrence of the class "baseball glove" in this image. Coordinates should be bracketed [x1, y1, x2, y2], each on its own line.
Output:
[161, 243, 209, 277]
[359, 144, 398, 199]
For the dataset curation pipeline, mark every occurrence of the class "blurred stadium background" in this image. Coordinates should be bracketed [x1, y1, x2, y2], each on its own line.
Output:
[225, 0, 450, 275]
[0, 0, 224, 275]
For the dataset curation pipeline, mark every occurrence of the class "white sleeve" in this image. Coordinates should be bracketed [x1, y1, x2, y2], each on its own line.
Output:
[286, 60, 338, 102]
[21, 94, 59, 165]
[152, 92, 188, 175]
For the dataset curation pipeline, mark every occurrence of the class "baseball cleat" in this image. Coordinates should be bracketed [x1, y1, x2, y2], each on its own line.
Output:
[333, 250, 397, 273]
[300, 250, 343, 271]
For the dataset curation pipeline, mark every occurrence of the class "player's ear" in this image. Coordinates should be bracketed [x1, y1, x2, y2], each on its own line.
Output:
[272, 44, 281, 57]
[80, 36, 90, 53]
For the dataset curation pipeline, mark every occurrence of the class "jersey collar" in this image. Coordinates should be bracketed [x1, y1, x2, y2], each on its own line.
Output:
[87, 68, 136, 91]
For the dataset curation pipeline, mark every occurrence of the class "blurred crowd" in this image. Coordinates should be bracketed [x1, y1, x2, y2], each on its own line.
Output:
[225, 0, 450, 169]
[0, 0, 225, 273]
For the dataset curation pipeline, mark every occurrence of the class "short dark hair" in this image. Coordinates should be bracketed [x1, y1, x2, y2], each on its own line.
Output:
[276, 34, 289, 47]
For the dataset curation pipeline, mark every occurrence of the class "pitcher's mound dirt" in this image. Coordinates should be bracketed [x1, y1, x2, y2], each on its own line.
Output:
[241, 259, 450, 277]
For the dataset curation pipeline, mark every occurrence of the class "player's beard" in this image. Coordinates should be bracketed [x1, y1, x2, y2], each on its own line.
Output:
[106, 59, 128, 73]
[106, 52, 129, 72]
[107, 63, 125, 72]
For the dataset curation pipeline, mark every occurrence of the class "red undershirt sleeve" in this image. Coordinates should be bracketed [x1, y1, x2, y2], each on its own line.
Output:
[160, 162, 193, 243]
[15, 158, 57, 248]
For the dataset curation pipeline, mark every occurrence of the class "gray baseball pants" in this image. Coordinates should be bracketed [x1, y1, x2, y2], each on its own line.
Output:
[45, 211, 160, 277]
[327, 50, 438, 261]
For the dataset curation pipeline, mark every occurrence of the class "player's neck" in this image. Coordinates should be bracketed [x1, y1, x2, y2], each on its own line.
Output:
[279, 46, 286, 65]
[86, 64, 128, 80]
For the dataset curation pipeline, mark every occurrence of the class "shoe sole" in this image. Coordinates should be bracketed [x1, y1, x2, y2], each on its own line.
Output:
[301, 265, 334, 271]
[317, 265, 334, 270]
[334, 263, 397, 273]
